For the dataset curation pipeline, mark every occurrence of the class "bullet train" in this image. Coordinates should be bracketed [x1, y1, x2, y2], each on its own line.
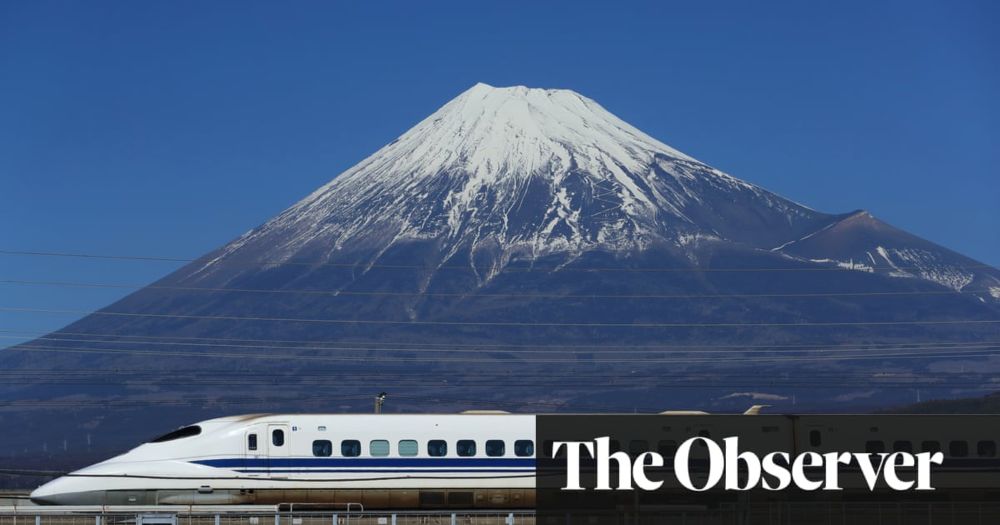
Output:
[30, 412, 536, 508]
[30, 411, 1000, 507]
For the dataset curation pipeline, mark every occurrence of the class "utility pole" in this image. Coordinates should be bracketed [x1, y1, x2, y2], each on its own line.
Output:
[374, 392, 388, 414]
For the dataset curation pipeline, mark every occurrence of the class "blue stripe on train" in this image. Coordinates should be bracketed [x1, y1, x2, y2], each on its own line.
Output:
[193, 458, 536, 469]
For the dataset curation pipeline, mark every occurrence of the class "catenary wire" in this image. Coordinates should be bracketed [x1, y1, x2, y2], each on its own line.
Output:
[1, 249, 994, 273]
[3, 306, 998, 328]
[0, 278, 984, 300]
[10, 343, 1000, 364]
[3, 329, 994, 350]
[1, 335, 998, 355]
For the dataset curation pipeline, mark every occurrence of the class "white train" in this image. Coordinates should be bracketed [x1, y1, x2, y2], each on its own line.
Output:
[30, 412, 536, 508]
[29, 411, 1000, 508]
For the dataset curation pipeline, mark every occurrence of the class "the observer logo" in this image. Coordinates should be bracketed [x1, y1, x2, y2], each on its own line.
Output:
[554, 436, 944, 492]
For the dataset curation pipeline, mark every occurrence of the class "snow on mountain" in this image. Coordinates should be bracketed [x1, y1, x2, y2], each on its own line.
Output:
[187, 83, 997, 299]
[194, 83, 832, 280]
[777, 210, 1000, 294]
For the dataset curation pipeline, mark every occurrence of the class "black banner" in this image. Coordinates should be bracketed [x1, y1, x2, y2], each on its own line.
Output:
[536, 415, 1000, 524]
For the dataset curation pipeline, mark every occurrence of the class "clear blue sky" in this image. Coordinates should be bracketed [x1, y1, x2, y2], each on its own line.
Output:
[1, 1, 998, 343]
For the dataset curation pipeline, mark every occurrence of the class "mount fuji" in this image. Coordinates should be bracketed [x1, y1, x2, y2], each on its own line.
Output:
[181, 83, 999, 294]
[2, 84, 999, 465]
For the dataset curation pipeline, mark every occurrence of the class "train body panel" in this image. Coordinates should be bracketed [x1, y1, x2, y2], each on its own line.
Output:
[31, 413, 535, 507]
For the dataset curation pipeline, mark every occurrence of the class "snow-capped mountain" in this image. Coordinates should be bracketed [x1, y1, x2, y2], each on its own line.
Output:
[187, 83, 997, 295]
[2, 84, 999, 458]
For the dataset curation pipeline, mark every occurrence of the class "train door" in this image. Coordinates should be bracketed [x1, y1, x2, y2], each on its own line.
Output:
[243, 426, 266, 477]
[267, 424, 290, 475]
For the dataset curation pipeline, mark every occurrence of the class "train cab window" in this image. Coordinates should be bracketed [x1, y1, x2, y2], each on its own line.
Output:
[313, 440, 332, 457]
[486, 440, 506, 457]
[978, 441, 997, 457]
[428, 440, 448, 457]
[893, 440, 913, 453]
[398, 440, 418, 457]
[922, 441, 941, 453]
[248, 434, 258, 451]
[809, 430, 822, 447]
[629, 440, 649, 455]
[341, 440, 361, 457]
[515, 440, 534, 457]
[949, 441, 969, 457]
[457, 440, 477, 457]
[658, 440, 678, 457]
[865, 440, 885, 454]
[272, 429, 285, 447]
[150, 425, 202, 443]
[370, 440, 390, 457]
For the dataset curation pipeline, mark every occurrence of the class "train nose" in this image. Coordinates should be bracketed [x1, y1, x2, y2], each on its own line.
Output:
[30, 476, 95, 505]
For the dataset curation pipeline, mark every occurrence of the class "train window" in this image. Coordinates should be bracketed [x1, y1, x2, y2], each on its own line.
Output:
[150, 425, 202, 443]
[457, 440, 477, 457]
[949, 441, 969, 457]
[515, 440, 534, 457]
[428, 440, 448, 457]
[341, 440, 361, 457]
[448, 492, 474, 505]
[922, 441, 941, 453]
[370, 440, 390, 457]
[272, 429, 285, 447]
[419, 492, 445, 505]
[809, 430, 822, 447]
[248, 434, 258, 451]
[313, 440, 332, 457]
[978, 441, 996, 458]
[399, 440, 418, 457]
[893, 441, 913, 453]
[865, 441, 885, 454]
[486, 440, 506, 457]
[658, 440, 678, 456]
[629, 440, 649, 455]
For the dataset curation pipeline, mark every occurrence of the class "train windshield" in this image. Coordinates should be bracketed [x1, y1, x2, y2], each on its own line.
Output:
[149, 425, 202, 443]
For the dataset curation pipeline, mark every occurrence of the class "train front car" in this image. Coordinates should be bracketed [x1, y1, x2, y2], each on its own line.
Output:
[31, 413, 538, 508]
[30, 415, 259, 505]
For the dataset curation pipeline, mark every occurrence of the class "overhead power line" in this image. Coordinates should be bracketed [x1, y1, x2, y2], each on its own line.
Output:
[3, 306, 997, 328]
[0, 278, 982, 300]
[11, 343, 1000, 364]
[3, 329, 992, 350]
[1, 249, 994, 273]
[3, 334, 998, 355]
[1, 379, 992, 389]
[1, 366, 991, 379]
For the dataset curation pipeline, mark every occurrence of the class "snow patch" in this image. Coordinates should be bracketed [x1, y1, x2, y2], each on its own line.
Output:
[720, 392, 789, 401]
[882, 247, 974, 291]
[808, 258, 875, 273]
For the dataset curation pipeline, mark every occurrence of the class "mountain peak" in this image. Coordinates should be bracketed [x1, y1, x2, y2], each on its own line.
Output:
[413, 82, 699, 174]
[463, 82, 577, 98]
[203, 84, 830, 272]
